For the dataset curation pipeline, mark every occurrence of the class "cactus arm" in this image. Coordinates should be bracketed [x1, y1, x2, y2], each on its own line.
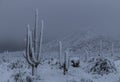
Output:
[24, 28, 28, 59]
[59, 41, 62, 66]
[26, 47, 35, 66]
[38, 20, 44, 61]
[23, 51, 33, 66]
[23, 51, 27, 59]
[34, 9, 38, 55]
[29, 30, 38, 63]
[26, 25, 35, 66]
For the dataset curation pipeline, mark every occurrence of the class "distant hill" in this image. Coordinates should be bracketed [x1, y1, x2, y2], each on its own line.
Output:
[43, 31, 120, 56]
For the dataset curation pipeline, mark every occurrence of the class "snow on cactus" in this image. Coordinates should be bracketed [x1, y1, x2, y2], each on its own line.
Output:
[63, 48, 69, 75]
[24, 9, 44, 76]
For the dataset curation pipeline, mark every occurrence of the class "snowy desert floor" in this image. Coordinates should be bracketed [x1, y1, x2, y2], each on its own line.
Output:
[0, 51, 120, 82]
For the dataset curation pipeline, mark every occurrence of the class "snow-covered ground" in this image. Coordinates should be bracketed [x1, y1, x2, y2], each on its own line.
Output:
[0, 51, 120, 82]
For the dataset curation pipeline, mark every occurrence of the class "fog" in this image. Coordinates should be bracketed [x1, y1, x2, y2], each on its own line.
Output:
[0, 0, 120, 51]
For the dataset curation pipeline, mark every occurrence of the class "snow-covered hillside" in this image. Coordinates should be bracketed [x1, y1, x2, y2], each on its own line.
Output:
[43, 32, 120, 60]
[1, 32, 120, 82]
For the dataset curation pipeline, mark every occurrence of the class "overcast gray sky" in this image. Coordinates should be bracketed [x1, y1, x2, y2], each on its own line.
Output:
[0, 0, 120, 45]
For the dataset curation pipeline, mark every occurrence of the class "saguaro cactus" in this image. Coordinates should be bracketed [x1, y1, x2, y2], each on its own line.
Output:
[58, 41, 62, 67]
[24, 9, 44, 76]
[63, 49, 69, 75]
[84, 47, 89, 62]
[98, 40, 103, 57]
[111, 42, 114, 56]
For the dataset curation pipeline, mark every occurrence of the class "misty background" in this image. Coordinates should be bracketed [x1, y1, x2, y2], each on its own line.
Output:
[0, 0, 120, 51]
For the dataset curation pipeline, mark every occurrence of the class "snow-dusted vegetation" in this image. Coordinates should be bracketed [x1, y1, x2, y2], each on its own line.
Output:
[1, 50, 120, 82]
[1, 7, 120, 82]
[1, 27, 120, 82]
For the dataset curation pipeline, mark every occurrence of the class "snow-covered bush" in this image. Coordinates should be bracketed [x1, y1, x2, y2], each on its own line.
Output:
[11, 71, 36, 82]
[49, 58, 59, 66]
[67, 78, 93, 82]
[7, 60, 26, 70]
[8, 62, 22, 70]
[26, 75, 34, 82]
[80, 78, 93, 82]
[70, 57, 80, 67]
[67, 79, 79, 82]
[13, 72, 24, 82]
[86, 57, 116, 75]
[2, 56, 9, 63]
[11, 71, 26, 82]
[87, 57, 95, 63]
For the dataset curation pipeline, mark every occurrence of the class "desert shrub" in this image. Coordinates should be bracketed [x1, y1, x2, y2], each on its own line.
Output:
[11, 71, 34, 82]
[80, 78, 93, 82]
[26, 76, 33, 82]
[67, 78, 93, 82]
[2, 56, 9, 63]
[86, 57, 116, 75]
[12, 71, 25, 82]
[7, 60, 26, 70]
[67, 78, 80, 82]
[8, 62, 23, 70]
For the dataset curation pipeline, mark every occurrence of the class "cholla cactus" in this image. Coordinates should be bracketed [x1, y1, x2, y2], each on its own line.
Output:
[24, 9, 44, 76]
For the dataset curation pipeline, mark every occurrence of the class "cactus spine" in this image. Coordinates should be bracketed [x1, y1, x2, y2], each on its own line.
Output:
[24, 9, 44, 76]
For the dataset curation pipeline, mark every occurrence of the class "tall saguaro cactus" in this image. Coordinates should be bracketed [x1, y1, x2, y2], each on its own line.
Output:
[24, 9, 44, 76]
